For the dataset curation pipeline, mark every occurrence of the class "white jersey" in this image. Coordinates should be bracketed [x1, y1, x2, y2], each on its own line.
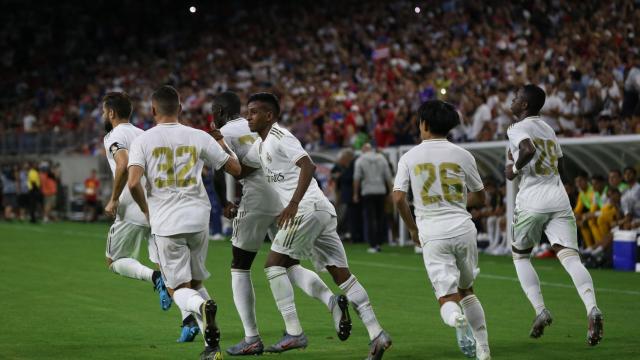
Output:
[128, 123, 231, 236]
[221, 118, 281, 215]
[507, 116, 571, 213]
[393, 139, 483, 241]
[243, 123, 335, 215]
[104, 123, 148, 226]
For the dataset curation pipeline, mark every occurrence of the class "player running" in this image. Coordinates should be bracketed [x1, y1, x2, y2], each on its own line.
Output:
[128, 85, 241, 360]
[506, 84, 603, 346]
[393, 100, 491, 360]
[208, 91, 283, 355]
[240, 92, 391, 360]
[101, 92, 173, 313]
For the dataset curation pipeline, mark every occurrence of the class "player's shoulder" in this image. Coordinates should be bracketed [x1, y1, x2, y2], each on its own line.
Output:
[268, 123, 292, 140]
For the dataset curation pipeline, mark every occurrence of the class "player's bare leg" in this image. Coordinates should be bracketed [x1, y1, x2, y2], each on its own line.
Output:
[552, 244, 603, 346]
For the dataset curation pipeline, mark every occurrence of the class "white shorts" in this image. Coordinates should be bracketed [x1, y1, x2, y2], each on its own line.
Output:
[105, 220, 155, 262]
[231, 210, 278, 252]
[271, 210, 349, 272]
[153, 230, 210, 289]
[422, 228, 479, 299]
[512, 208, 578, 251]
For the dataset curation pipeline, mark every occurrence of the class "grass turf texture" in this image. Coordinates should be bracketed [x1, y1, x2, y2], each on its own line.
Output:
[0, 221, 639, 359]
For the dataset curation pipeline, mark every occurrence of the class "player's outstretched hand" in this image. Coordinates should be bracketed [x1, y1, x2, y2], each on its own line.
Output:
[105, 199, 118, 218]
[278, 202, 299, 229]
[209, 122, 224, 141]
[223, 202, 238, 219]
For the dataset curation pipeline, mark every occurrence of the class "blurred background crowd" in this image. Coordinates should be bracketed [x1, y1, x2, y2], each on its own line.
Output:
[1, 0, 640, 155]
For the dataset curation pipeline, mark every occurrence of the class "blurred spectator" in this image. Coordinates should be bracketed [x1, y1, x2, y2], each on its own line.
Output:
[17, 163, 30, 220]
[39, 163, 58, 222]
[573, 173, 596, 248]
[84, 169, 100, 222]
[332, 148, 362, 243]
[621, 166, 640, 229]
[27, 162, 41, 223]
[1, 165, 18, 220]
[608, 169, 629, 193]
[353, 143, 393, 252]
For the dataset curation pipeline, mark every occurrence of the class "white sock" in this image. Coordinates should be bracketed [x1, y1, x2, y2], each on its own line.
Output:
[173, 288, 205, 315]
[265, 266, 303, 336]
[232, 269, 259, 338]
[287, 264, 333, 307]
[339, 275, 383, 340]
[174, 288, 207, 341]
[110, 258, 154, 282]
[196, 286, 211, 301]
[461, 295, 489, 347]
[440, 301, 463, 327]
[513, 257, 546, 315]
[557, 249, 597, 314]
[181, 308, 191, 322]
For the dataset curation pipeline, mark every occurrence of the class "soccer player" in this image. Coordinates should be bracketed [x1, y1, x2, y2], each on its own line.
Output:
[241, 92, 391, 360]
[506, 84, 603, 346]
[128, 85, 241, 360]
[209, 91, 283, 355]
[393, 100, 491, 360]
[101, 92, 173, 314]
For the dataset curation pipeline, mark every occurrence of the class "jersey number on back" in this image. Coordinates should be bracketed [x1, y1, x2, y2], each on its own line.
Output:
[414, 162, 464, 205]
[152, 146, 197, 188]
[533, 139, 559, 176]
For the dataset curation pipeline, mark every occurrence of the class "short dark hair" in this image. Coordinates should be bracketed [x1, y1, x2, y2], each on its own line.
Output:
[152, 85, 180, 116]
[624, 166, 637, 176]
[417, 100, 460, 136]
[609, 169, 622, 176]
[591, 174, 606, 182]
[522, 84, 546, 114]
[213, 91, 241, 115]
[247, 92, 280, 117]
[103, 92, 132, 120]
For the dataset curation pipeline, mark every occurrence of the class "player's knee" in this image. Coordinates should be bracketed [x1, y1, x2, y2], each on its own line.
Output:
[458, 287, 474, 298]
[556, 247, 579, 261]
[438, 293, 460, 306]
[326, 266, 351, 285]
[190, 280, 203, 289]
[231, 253, 256, 270]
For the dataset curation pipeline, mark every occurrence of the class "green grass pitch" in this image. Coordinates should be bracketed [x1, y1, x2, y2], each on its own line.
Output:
[1, 222, 639, 359]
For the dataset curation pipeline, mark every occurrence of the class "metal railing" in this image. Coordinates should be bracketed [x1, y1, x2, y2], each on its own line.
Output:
[0, 129, 101, 155]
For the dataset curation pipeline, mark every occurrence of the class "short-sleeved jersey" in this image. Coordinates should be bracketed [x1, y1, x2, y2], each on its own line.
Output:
[393, 139, 483, 241]
[221, 118, 281, 215]
[128, 123, 231, 236]
[507, 116, 571, 212]
[243, 123, 335, 215]
[104, 123, 148, 226]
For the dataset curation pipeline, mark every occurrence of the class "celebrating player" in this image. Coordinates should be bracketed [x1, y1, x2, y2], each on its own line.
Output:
[240, 92, 392, 360]
[101, 92, 173, 313]
[127, 85, 241, 360]
[393, 100, 491, 360]
[506, 84, 603, 345]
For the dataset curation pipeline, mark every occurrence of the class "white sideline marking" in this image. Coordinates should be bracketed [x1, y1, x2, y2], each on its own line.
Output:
[349, 260, 640, 296]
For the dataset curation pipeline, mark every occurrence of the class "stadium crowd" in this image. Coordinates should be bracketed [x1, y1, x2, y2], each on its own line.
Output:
[1, 0, 640, 155]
